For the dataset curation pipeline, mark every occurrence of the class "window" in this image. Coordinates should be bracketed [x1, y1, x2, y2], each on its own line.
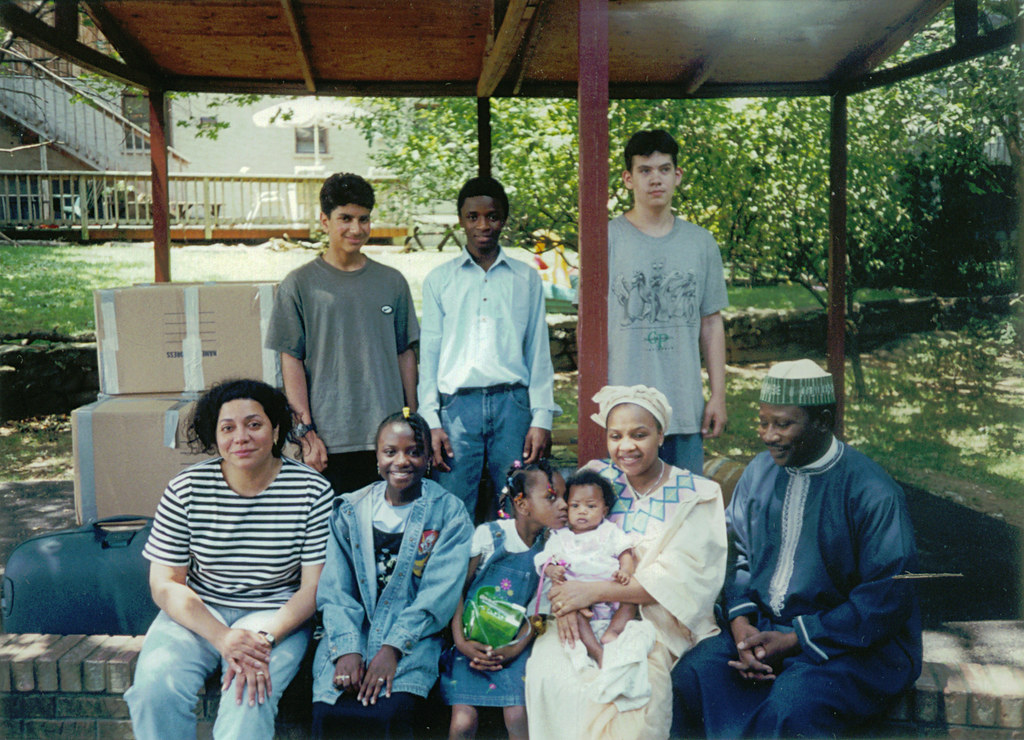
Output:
[295, 126, 328, 155]
[121, 93, 149, 152]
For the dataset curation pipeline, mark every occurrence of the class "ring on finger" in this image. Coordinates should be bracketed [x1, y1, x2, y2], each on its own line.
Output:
[256, 671, 266, 677]
[377, 677, 385, 683]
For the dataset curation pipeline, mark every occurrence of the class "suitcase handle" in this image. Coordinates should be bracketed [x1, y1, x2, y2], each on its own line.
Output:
[93, 515, 152, 548]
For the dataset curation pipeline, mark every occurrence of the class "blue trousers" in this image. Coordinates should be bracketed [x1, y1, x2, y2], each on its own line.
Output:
[661, 432, 705, 475]
[125, 606, 309, 740]
[434, 384, 532, 518]
[671, 629, 916, 738]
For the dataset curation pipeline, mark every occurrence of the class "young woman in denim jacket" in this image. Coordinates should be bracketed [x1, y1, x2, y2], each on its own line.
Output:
[311, 409, 473, 739]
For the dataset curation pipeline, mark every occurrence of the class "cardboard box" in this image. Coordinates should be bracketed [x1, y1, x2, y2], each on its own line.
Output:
[72, 395, 208, 523]
[94, 282, 280, 395]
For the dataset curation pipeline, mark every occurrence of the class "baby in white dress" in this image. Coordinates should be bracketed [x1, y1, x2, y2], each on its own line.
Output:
[535, 469, 636, 666]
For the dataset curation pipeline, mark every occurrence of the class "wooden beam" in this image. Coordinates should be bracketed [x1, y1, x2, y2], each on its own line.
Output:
[279, 0, 316, 93]
[82, 1, 162, 80]
[680, 56, 715, 96]
[954, 0, 979, 44]
[844, 21, 1020, 94]
[159, 75, 480, 97]
[508, 79, 835, 99]
[477, 0, 540, 98]
[836, 0, 948, 79]
[477, 97, 492, 179]
[149, 89, 170, 283]
[53, 0, 77, 41]
[577, 0, 609, 466]
[0, 1, 154, 88]
[827, 93, 848, 436]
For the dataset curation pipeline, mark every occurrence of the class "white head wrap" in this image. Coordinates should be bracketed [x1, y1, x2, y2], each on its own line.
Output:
[590, 384, 672, 431]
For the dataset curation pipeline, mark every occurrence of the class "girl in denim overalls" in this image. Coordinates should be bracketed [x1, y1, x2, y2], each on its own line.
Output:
[442, 460, 568, 740]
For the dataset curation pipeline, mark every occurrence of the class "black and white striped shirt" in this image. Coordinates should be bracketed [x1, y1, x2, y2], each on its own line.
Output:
[144, 457, 334, 609]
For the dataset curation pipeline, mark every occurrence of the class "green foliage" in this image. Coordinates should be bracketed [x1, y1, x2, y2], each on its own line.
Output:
[173, 93, 265, 140]
[349, 4, 1018, 299]
[706, 324, 1024, 506]
[891, 316, 1022, 397]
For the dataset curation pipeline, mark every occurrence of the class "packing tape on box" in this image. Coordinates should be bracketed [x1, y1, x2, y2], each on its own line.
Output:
[181, 286, 206, 392]
[75, 398, 102, 523]
[98, 290, 120, 395]
[163, 399, 194, 449]
[258, 283, 282, 387]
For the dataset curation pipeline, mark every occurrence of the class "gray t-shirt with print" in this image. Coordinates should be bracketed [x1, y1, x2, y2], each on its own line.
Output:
[607, 215, 728, 435]
[265, 256, 419, 453]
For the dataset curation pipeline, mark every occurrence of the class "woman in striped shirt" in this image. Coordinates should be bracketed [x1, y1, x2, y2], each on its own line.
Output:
[125, 379, 334, 740]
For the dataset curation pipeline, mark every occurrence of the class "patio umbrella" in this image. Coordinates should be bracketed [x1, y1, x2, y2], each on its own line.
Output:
[251, 98, 365, 167]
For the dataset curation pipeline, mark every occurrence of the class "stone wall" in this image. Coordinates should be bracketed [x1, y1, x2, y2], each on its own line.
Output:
[0, 343, 98, 422]
[1, 294, 1016, 421]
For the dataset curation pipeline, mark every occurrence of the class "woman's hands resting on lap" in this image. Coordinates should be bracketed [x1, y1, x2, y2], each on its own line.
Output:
[218, 628, 273, 706]
[549, 581, 599, 648]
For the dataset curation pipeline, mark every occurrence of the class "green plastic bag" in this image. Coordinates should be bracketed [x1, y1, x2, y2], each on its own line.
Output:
[462, 585, 527, 647]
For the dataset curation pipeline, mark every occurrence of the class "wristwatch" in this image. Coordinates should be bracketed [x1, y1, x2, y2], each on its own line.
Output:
[258, 630, 276, 647]
[291, 421, 316, 440]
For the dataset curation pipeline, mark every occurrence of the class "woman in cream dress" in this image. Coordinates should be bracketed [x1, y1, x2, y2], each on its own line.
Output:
[525, 385, 727, 739]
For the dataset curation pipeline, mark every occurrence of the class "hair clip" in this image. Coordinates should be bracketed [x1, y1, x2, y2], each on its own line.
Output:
[512, 460, 523, 469]
[402, 407, 411, 419]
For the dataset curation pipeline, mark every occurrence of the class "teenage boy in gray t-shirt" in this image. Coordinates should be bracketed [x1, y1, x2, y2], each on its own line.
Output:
[607, 130, 728, 474]
[266, 173, 419, 495]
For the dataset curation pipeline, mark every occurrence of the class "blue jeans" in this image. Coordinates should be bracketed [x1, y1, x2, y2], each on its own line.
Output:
[434, 384, 532, 518]
[125, 606, 309, 740]
[660, 432, 704, 475]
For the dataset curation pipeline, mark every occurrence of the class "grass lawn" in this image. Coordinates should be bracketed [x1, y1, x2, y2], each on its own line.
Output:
[702, 347, 1024, 527]
[1, 242, 1020, 527]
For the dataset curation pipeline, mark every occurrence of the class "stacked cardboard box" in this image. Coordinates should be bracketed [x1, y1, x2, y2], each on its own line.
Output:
[72, 283, 280, 522]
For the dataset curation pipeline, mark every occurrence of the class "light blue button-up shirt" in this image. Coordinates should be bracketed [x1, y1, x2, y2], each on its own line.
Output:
[417, 247, 559, 430]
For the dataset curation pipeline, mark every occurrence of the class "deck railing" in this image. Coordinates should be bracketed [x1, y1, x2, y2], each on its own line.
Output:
[0, 171, 394, 239]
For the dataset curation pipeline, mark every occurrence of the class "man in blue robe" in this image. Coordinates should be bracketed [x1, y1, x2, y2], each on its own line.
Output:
[671, 359, 921, 738]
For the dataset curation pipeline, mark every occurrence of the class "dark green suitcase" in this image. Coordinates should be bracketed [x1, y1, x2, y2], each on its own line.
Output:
[1, 516, 158, 635]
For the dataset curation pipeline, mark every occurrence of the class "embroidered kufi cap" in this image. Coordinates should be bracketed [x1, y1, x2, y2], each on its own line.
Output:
[590, 384, 672, 430]
[760, 359, 836, 406]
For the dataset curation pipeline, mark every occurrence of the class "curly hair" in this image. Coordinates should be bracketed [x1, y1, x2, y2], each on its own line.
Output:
[320, 172, 375, 215]
[187, 379, 292, 457]
[564, 469, 617, 512]
[497, 458, 557, 518]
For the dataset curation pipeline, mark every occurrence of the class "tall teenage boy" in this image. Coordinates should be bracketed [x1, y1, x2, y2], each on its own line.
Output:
[609, 129, 728, 474]
[418, 176, 559, 519]
[266, 173, 419, 495]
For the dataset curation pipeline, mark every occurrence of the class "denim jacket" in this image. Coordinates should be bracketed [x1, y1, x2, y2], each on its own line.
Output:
[312, 479, 472, 702]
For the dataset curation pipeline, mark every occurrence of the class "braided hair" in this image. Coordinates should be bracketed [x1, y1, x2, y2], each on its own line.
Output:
[497, 458, 557, 519]
[375, 407, 433, 474]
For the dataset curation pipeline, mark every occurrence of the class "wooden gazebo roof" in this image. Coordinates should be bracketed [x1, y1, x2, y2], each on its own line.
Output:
[2, 0, 1016, 460]
[3, 0, 1012, 99]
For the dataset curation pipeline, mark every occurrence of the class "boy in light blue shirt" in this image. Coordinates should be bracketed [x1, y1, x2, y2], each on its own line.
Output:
[417, 176, 559, 520]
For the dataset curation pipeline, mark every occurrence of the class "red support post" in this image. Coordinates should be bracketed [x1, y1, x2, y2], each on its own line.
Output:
[828, 92, 848, 435]
[149, 88, 170, 283]
[477, 97, 492, 179]
[576, 0, 609, 464]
